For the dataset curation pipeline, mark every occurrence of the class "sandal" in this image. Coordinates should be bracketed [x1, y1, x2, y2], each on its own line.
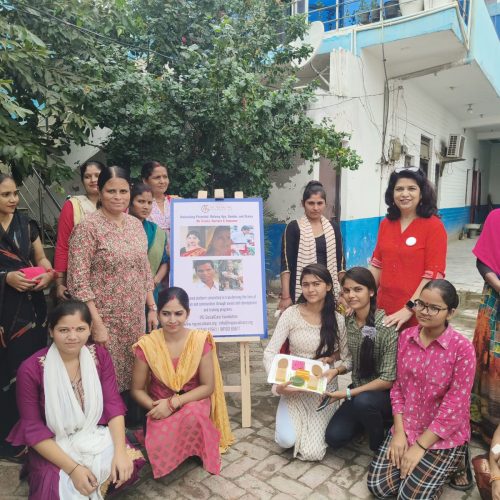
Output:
[449, 446, 474, 491]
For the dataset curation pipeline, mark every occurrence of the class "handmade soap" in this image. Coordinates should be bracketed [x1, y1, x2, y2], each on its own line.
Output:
[291, 360, 305, 370]
[311, 365, 323, 377]
[308, 376, 318, 390]
[290, 376, 305, 387]
[295, 369, 310, 381]
[275, 367, 287, 382]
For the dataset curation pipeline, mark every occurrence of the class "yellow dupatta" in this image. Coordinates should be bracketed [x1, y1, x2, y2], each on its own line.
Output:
[133, 328, 234, 452]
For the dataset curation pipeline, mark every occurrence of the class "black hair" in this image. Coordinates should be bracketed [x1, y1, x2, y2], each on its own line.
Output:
[193, 260, 215, 271]
[158, 287, 190, 313]
[141, 160, 168, 180]
[48, 300, 92, 330]
[421, 279, 459, 326]
[79, 160, 105, 182]
[385, 169, 438, 220]
[297, 263, 339, 359]
[0, 173, 15, 186]
[97, 166, 130, 191]
[187, 229, 202, 240]
[302, 180, 326, 204]
[130, 182, 152, 204]
[341, 267, 378, 379]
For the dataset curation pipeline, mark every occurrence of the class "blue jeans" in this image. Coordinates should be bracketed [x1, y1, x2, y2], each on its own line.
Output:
[325, 389, 392, 452]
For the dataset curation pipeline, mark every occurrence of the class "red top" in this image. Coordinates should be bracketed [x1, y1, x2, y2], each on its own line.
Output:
[54, 200, 75, 273]
[371, 215, 447, 319]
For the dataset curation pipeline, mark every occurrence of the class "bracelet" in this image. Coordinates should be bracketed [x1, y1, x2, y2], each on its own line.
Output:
[490, 475, 500, 484]
[415, 440, 428, 451]
[68, 463, 80, 477]
[173, 394, 182, 409]
[345, 387, 352, 400]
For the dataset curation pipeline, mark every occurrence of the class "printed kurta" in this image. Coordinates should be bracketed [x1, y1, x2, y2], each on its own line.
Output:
[68, 211, 154, 391]
[134, 342, 221, 478]
[263, 305, 351, 461]
[391, 325, 476, 450]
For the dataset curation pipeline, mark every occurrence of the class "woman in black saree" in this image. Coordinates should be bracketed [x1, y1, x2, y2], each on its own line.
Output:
[0, 173, 53, 458]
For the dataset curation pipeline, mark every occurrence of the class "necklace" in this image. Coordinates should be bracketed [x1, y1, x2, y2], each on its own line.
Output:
[70, 362, 81, 387]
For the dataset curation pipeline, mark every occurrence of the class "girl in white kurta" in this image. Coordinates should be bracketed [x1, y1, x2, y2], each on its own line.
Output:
[264, 264, 352, 461]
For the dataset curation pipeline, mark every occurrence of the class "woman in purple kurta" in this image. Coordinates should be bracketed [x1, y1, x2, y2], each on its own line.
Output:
[8, 301, 145, 499]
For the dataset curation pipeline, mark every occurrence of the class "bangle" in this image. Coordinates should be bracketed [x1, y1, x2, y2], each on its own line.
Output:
[490, 475, 500, 484]
[415, 440, 428, 451]
[68, 463, 80, 477]
[345, 387, 352, 400]
[173, 395, 182, 409]
[280, 295, 290, 300]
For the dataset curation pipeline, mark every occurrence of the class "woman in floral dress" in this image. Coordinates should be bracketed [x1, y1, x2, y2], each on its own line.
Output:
[68, 166, 156, 392]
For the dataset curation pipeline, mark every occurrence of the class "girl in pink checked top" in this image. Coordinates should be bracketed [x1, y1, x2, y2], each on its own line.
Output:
[367, 279, 476, 499]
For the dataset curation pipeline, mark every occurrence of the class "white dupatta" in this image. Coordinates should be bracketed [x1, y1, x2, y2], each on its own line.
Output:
[44, 344, 114, 500]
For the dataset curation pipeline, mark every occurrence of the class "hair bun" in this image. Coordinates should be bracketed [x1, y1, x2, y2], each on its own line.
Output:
[305, 180, 323, 188]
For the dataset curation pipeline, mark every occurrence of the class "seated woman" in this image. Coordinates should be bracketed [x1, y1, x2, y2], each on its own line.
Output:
[7, 300, 145, 499]
[472, 423, 500, 500]
[324, 267, 397, 453]
[263, 263, 351, 461]
[367, 279, 476, 499]
[131, 287, 234, 479]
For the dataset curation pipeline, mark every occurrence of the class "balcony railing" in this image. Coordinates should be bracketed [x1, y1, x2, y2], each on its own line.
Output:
[289, 0, 470, 31]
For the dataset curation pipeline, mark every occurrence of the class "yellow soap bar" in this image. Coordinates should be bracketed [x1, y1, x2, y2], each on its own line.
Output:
[295, 369, 310, 381]
[308, 376, 318, 390]
[275, 367, 287, 382]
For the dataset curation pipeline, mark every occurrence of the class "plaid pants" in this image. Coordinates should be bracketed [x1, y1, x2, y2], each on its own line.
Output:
[367, 433, 466, 499]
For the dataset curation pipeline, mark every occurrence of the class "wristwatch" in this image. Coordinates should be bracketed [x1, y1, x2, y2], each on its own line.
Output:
[147, 303, 158, 311]
[405, 300, 415, 311]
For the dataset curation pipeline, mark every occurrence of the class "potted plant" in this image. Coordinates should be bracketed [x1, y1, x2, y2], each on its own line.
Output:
[384, 0, 401, 19]
[370, 0, 381, 22]
[399, 0, 424, 15]
[356, 0, 371, 24]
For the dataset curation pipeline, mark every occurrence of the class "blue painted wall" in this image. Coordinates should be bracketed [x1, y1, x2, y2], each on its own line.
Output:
[265, 205, 486, 277]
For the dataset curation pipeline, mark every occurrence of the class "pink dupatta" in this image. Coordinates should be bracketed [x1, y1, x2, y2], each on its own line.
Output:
[473, 209, 500, 276]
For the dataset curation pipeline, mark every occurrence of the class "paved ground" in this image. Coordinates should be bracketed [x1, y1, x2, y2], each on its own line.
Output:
[0, 237, 488, 499]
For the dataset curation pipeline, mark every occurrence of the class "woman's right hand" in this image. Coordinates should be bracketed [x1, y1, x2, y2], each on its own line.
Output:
[70, 465, 98, 496]
[276, 381, 302, 396]
[387, 430, 408, 469]
[56, 284, 69, 301]
[92, 321, 109, 346]
[278, 297, 293, 312]
[6, 271, 36, 292]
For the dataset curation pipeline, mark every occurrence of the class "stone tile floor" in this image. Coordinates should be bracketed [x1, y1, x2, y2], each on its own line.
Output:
[0, 237, 488, 499]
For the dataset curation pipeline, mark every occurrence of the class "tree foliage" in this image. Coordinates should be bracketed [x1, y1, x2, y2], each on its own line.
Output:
[0, 0, 126, 183]
[1, 0, 361, 197]
[93, 0, 362, 198]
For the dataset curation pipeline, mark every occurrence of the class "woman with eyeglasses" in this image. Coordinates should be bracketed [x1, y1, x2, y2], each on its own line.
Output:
[369, 168, 447, 330]
[368, 279, 476, 499]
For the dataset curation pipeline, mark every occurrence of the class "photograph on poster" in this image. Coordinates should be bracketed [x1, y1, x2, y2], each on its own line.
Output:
[192, 259, 244, 292]
[179, 225, 232, 257]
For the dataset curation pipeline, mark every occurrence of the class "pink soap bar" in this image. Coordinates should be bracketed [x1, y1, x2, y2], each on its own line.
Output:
[291, 360, 305, 370]
[20, 266, 46, 281]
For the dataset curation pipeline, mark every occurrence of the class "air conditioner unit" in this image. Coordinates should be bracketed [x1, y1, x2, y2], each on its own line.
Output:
[446, 134, 465, 158]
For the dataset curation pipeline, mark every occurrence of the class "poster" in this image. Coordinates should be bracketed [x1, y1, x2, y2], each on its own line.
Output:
[170, 198, 267, 338]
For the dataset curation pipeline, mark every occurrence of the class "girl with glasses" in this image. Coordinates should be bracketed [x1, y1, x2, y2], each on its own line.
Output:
[368, 279, 476, 499]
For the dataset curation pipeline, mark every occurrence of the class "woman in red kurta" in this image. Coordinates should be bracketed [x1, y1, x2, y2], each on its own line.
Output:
[370, 168, 447, 330]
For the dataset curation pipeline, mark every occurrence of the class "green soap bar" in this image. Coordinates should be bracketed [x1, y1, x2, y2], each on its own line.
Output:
[290, 376, 305, 387]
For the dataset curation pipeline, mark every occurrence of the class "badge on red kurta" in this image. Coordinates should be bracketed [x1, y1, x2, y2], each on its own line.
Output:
[406, 236, 417, 246]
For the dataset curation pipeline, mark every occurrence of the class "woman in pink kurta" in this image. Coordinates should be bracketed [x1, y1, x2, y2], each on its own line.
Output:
[67, 167, 156, 392]
[131, 287, 234, 479]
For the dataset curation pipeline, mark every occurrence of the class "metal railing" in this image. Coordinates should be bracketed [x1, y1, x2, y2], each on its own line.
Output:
[288, 0, 470, 31]
[19, 168, 62, 247]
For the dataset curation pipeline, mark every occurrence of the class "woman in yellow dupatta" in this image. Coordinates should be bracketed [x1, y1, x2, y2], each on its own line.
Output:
[131, 287, 233, 478]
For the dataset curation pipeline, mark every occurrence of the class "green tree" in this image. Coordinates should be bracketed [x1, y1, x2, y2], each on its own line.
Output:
[94, 0, 361, 198]
[0, 0, 127, 183]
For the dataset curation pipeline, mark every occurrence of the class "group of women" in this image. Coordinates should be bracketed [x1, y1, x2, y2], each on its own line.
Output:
[0, 163, 234, 498]
[0, 160, 498, 499]
[270, 170, 499, 498]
